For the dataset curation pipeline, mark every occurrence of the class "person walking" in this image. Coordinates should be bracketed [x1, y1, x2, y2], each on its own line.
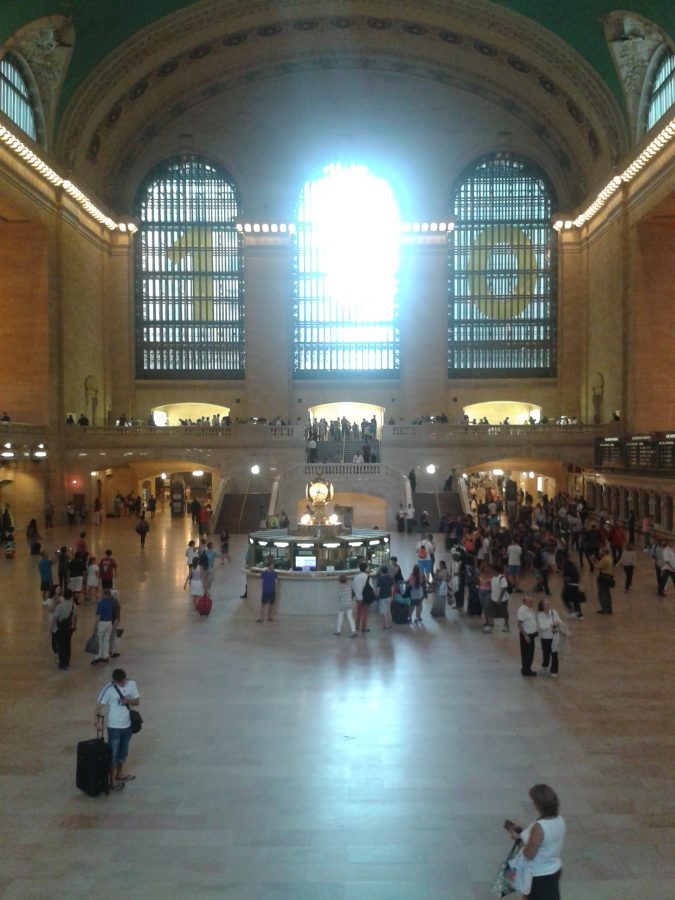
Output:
[377, 564, 394, 629]
[618, 543, 636, 592]
[490, 564, 510, 632]
[352, 561, 371, 634]
[596, 548, 615, 614]
[94, 668, 140, 792]
[99, 549, 118, 590]
[38, 550, 55, 604]
[407, 564, 426, 624]
[333, 573, 357, 636]
[186, 558, 205, 608]
[51, 587, 77, 670]
[537, 599, 568, 678]
[504, 784, 566, 900]
[560, 551, 583, 619]
[661, 539, 675, 594]
[91, 588, 115, 665]
[135, 512, 150, 550]
[86, 556, 100, 602]
[517, 595, 539, 676]
[257, 560, 278, 622]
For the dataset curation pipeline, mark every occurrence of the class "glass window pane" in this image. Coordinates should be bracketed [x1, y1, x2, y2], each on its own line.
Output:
[448, 154, 556, 377]
[134, 156, 244, 379]
[292, 163, 400, 377]
[0, 54, 37, 140]
[648, 52, 675, 130]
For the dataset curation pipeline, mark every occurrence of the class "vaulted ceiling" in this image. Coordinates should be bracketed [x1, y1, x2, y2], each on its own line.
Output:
[1, 1, 672, 216]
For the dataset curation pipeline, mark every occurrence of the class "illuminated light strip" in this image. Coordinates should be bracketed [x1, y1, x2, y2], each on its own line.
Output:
[235, 221, 455, 234]
[554, 117, 675, 230]
[0, 123, 138, 232]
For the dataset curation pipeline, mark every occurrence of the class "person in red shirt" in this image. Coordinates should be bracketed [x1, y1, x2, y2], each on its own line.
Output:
[609, 523, 625, 564]
[198, 504, 211, 537]
[99, 549, 118, 589]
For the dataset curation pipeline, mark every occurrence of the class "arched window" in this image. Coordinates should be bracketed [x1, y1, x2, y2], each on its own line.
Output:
[0, 53, 37, 140]
[293, 163, 400, 377]
[449, 154, 556, 377]
[134, 155, 243, 379]
[647, 50, 675, 131]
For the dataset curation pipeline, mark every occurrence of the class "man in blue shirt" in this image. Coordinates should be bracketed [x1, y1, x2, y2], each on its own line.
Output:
[91, 588, 115, 664]
[257, 561, 278, 623]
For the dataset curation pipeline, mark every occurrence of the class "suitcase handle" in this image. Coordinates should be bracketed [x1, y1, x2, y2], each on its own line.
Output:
[96, 713, 105, 739]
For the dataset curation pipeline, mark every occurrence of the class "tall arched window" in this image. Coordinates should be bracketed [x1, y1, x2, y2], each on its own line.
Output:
[449, 154, 556, 377]
[293, 163, 400, 377]
[0, 53, 37, 140]
[134, 155, 244, 379]
[647, 50, 675, 131]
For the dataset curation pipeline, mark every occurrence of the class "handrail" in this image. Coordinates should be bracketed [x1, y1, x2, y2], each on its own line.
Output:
[268, 477, 279, 517]
[458, 477, 472, 518]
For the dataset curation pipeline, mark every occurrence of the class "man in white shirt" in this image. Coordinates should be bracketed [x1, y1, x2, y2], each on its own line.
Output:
[95, 668, 141, 791]
[490, 565, 510, 631]
[517, 596, 539, 677]
[416, 535, 434, 583]
[507, 540, 523, 592]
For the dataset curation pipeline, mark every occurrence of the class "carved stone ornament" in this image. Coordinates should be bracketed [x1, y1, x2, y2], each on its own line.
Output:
[602, 11, 666, 134]
[4, 15, 74, 148]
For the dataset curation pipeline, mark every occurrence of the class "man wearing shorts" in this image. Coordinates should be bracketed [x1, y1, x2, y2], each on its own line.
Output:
[506, 540, 523, 592]
[95, 668, 140, 791]
[257, 561, 278, 622]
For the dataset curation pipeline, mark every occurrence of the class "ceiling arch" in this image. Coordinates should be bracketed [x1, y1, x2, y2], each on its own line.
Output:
[56, 1, 629, 212]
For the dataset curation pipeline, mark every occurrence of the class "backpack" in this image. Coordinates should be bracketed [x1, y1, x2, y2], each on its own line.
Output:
[362, 577, 377, 605]
[418, 544, 427, 560]
[198, 549, 208, 567]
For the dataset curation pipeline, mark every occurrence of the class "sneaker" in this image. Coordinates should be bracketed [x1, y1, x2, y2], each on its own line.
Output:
[361, 628, 370, 633]
[333, 632, 340, 636]
[577, 615, 584, 620]
[111, 653, 120, 658]
[522, 671, 537, 677]
[90, 659, 101, 665]
[550, 674, 558, 679]
[349, 632, 357, 638]
[502, 626, 510, 632]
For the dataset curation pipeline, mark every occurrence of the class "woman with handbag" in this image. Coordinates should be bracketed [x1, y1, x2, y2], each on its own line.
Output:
[504, 784, 566, 899]
[536, 599, 569, 678]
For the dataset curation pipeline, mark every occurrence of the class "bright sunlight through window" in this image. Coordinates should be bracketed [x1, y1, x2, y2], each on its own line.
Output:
[293, 163, 400, 376]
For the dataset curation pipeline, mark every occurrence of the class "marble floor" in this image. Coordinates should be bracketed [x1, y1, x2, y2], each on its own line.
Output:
[1, 511, 673, 900]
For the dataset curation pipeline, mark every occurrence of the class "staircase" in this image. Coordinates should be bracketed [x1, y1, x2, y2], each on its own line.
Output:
[413, 491, 463, 531]
[314, 439, 380, 464]
[213, 493, 271, 534]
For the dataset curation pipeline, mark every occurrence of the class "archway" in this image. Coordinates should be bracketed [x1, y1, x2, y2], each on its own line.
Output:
[308, 402, 385, 434]
[463, 400, 540, 425]
[151, 402, 230, 426]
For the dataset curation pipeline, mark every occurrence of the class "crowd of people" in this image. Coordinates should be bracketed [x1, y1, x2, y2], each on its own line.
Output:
[305, 415, 379, 442]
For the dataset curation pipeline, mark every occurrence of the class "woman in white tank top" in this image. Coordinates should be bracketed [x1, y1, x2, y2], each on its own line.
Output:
[505, 783, 565, 899]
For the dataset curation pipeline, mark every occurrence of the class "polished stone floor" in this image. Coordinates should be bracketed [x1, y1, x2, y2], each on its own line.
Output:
[1, 510, 673, 899]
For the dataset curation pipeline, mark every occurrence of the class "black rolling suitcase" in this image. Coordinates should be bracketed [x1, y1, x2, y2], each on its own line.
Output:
[76, 725, 111, 796]
[391, 599, 411, 624]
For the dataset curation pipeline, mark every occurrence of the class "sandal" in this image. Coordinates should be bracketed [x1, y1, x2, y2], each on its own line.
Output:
[110, 782, 125, 792]
[117, 775, 135, 782]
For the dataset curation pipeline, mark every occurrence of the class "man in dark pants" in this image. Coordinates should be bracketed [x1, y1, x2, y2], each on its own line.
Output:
[517, 595, 538, 676]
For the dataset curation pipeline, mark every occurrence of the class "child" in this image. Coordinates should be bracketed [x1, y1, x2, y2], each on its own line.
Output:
[334, 573, 356, 636]
[86, 556, 100, 601]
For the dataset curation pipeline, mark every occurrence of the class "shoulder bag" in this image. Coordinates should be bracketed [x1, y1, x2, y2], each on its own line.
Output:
[113, 683, 143, 734]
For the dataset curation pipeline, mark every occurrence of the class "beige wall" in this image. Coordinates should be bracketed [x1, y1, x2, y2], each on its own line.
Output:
[630, 217, 675, 431]
[0, 222, 50, 424]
